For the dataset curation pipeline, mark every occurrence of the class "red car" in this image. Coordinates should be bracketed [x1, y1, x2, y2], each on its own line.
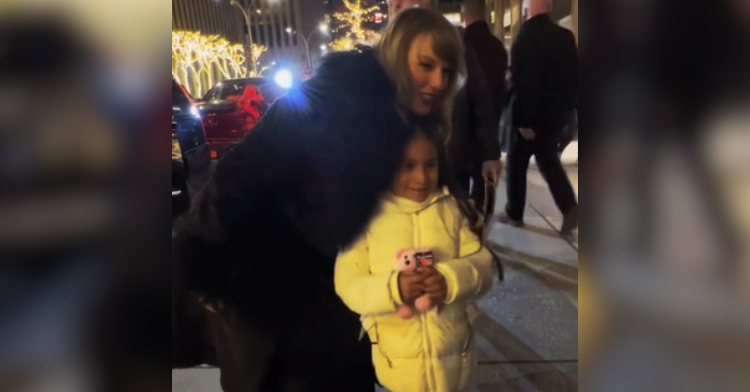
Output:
[195, 78, 285, 159]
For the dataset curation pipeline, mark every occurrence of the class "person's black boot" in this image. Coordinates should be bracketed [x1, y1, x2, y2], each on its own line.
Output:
[561, 206, 579, 235]
[497, 210, 525, 228]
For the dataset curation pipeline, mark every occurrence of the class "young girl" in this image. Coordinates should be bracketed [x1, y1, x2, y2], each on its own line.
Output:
[335, 130, 497, 392]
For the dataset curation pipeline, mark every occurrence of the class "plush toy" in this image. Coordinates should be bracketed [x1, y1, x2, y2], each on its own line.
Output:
[395, 248, 437, 319]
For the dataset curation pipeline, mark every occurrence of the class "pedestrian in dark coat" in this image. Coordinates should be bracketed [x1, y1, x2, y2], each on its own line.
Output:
[172, 7, 466, 392]
[461, 0, 509, 126]
[502, 0, 579, 234]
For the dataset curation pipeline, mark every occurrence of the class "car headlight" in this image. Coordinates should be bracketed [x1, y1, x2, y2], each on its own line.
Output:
[189, 106, 201, 118]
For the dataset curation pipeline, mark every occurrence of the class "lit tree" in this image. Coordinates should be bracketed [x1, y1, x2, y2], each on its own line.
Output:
[172, 31, 268, 97]
[329, 0, 380, 51]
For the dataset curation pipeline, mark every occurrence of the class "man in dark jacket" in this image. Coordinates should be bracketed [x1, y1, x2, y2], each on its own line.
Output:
[461, 0, 509, 126]
[502, 0, 579, 234]
[390, 0, 502, 208]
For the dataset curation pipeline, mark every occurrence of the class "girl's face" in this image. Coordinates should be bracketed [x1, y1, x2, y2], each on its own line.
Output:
[407, 34, 450, 116]
[393, 135, 439, 202]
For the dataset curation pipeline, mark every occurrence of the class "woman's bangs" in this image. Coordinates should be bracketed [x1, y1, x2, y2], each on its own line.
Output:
[430, 28, 462, 77]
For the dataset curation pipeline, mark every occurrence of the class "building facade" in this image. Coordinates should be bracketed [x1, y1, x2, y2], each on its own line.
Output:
[173, 0, 244, 43]
[243, 0, 304, 66]
[173, 0, 309, 75]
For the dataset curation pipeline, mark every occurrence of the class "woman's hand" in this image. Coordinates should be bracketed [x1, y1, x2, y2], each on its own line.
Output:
[421, 268, 448, 304]
[398, 271, 425, 305]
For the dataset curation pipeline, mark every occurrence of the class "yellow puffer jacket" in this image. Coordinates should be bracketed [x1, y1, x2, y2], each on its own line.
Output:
[335, 188, 495, 392]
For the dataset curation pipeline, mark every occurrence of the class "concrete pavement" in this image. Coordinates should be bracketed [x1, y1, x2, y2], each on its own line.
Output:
[173, 146, 579, 392]
[469, 146, 578, 391]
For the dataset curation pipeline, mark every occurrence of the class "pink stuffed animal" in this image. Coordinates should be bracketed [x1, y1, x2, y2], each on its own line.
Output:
[395, 248, 437, 319]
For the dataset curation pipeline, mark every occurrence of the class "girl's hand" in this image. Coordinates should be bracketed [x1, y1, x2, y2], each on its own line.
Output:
[398, 271, 425, 305]
[421, 268, 448, 304]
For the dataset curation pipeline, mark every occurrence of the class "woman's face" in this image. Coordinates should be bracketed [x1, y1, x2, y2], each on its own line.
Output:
[393, 134, 439, 202]
[407, 34, 450, 116]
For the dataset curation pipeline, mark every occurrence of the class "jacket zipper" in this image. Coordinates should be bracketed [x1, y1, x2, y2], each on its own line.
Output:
[414, 212, 436, 391]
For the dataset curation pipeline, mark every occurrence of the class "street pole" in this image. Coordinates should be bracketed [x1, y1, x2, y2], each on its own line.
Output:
[301, 32, 314, 70]
[231, 0, 259, 76]
[289, 24, 327, 71]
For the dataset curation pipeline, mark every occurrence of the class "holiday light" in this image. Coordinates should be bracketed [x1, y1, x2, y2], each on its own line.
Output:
[172, 31, 268, 97]
[329, 0, 381, 51]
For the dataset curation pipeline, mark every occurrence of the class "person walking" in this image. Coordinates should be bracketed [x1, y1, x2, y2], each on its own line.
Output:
[501, 0, 579, 234]
[461, 0, 509, 130]
[390, 0, 502, 210]
[172, 8, 466, 392]
[335, 129, 497, 392]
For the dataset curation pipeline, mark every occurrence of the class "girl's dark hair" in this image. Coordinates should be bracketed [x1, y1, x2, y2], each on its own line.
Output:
[415, 121, 479, 233]
[416, 122, 504, 281]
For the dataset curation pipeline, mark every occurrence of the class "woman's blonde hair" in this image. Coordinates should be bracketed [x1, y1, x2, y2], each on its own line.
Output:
[374, 7, 466, 143]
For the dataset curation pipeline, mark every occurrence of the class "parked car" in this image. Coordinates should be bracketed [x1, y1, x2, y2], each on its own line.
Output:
[195, 77, 287, 158]
[172, 77, 211, 219]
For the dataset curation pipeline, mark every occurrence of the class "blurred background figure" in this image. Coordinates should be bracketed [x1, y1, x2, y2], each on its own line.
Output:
[500, 0, 579, 234]
[0, 5, 169, 391]
[0, 14, 114, 392]
[461, 0, 508, 134]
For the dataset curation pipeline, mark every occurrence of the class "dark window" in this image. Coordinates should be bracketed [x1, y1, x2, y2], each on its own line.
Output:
[172, 79, 192, 111]
[251, 26, 269, 47]
[221, 82, 250, 100]
[275, 25, 283, 49]
[204, 85, 222, 101]
[207, 81, 264, 101]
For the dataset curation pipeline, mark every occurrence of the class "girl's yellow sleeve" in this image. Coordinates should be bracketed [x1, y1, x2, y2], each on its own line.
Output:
[434, 217, 496, 305]
[335, 237, 401, 316]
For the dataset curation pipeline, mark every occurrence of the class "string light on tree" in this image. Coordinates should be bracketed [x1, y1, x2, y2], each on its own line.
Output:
[329, 0, 380, 51]
[172, 31, 268, 97]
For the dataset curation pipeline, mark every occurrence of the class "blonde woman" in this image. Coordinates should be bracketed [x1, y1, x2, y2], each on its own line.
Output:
[173, 7, 467, 392]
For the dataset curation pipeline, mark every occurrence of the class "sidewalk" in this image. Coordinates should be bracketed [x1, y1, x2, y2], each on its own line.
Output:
[467, 152, 579, 391]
